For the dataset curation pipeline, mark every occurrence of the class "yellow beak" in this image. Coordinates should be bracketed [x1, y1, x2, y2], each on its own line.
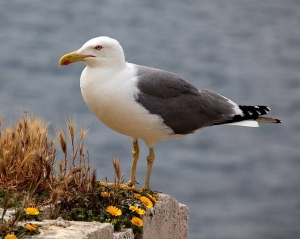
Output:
[59, 51, 87, 66]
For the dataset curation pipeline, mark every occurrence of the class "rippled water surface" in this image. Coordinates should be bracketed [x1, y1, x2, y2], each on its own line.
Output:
[1, 1, 299, 238]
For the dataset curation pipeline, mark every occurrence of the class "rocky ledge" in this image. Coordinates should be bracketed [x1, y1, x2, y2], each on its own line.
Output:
[21, 194, 188, 239]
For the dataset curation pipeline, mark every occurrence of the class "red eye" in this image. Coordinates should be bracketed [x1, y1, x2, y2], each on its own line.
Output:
[94, 45, 103, 50]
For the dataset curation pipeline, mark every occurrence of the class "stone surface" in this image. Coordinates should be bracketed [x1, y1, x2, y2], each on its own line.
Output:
[143, 194, 189, 239]
[23, 221, 114, 239]
[0, 208, 14, 221]
[113, 229, 134, 239]
[3, 193, 188, 239]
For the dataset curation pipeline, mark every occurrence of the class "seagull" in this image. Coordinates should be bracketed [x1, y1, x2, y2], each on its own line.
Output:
[59, 36, 281, 189]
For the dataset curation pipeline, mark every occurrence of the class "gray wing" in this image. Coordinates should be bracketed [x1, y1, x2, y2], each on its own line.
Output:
[135, 65, 237, 135]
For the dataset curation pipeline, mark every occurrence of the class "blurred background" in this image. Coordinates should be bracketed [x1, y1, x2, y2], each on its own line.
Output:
[1, 0, 299, 238]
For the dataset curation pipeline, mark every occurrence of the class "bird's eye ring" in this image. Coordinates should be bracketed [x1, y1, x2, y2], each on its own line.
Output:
[94, 45, 103, 50]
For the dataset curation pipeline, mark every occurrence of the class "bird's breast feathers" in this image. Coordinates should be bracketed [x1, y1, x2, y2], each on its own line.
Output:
[80, 64, 175, 145]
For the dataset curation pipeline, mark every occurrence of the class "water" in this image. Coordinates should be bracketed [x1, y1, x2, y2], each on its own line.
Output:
[1, 1, 299, 238]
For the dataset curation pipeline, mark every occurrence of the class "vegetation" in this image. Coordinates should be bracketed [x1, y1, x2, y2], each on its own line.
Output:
[0, 112, 157, 239]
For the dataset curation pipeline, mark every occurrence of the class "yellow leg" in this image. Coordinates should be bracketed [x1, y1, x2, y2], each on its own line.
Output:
[127, 138, 140, 187]
[143, 147, 155, 189]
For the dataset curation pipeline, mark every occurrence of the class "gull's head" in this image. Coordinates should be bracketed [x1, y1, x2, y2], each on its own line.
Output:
[59, 36, 126, 68]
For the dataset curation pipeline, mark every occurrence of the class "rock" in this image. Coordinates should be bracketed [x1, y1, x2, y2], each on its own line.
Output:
[23, 221, 114, 239]
[4, 193, 188, 239]
[56, 217, 70, 227]
[19, 221, 44, 227]
[143, 194, 189, 239]
[113, 229, 134, 239]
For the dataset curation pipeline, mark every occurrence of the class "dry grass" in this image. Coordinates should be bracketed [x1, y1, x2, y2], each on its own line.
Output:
[0, 112, 157, 239]
[0, 113, 56, 194]
[0, 113, 92, 206]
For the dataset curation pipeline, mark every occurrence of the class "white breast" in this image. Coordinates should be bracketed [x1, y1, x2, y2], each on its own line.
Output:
[80, 63, 175, 146]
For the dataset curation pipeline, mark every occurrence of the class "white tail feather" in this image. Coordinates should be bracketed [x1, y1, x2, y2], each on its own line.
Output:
[223, 120, 259, 127]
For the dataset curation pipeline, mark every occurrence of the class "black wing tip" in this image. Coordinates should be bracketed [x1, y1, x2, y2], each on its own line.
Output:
[223, 105, 282, 125]
[239, 105, 271, 117]
[253, 106, 282, 124]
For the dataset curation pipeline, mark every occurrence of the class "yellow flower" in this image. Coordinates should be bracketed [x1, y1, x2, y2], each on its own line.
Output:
[137, 208, 146, 215]
[101, 192, 110, 197]
[140, 196, 153, 208]
[129, 205, 137, 211]
[134, 193, 141, 199]
[25, 224, 38, 231]
[106, 206, 122, 216]
[4, 234, 18, 239]
[25, 207, 39, 215]
[129, 205, 146, 215]
[131, 217, 143, 227]
[147, 193, 158, 203]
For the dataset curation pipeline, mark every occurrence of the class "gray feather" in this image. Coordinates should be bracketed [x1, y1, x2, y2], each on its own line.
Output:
[135, 65, 237, 134]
